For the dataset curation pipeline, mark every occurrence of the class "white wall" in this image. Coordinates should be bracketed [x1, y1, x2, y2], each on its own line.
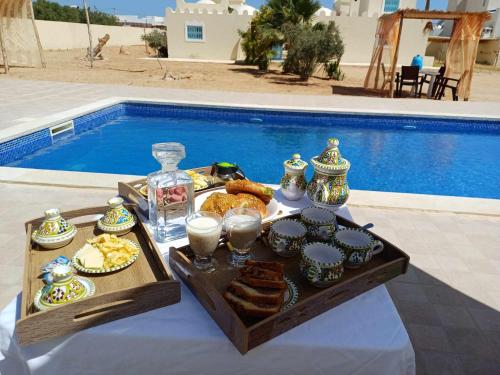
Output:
[35, 20, 154, 50]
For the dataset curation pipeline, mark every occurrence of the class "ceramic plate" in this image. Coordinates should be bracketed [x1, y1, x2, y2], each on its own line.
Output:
[139, 185, 148, 198]
[194, 188, 279, 222]
[282, 277, 299, 311]
[34, 276, 95, 311]
[72, 239, 140, 274]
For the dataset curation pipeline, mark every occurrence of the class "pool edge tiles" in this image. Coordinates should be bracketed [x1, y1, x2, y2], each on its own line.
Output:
[0, 104, 126, 165]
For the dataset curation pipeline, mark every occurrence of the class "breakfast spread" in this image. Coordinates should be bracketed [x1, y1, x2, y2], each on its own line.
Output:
[224, 260, 286, 318]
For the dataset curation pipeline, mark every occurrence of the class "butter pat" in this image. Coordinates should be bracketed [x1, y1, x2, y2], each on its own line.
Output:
[79, 244, 104, 269]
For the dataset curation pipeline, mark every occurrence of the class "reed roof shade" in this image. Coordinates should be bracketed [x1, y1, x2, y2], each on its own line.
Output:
[364, 9, 491, 100]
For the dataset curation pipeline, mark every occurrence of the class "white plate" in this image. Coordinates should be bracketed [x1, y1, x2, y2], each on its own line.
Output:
[194, 188, 279, 222]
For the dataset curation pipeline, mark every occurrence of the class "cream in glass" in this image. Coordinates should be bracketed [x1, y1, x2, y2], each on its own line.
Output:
[186, 211, 223, 272]
[224, 207, 262, 267]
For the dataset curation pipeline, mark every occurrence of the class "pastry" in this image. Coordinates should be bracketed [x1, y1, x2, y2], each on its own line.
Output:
[225, 180, 274, 204]
[200, 192, 267, 217]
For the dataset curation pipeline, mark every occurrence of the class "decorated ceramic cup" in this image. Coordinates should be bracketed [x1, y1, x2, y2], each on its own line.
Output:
[268, 219, 307, 258]
[300, 242, 344, 287]
[300, 207, 337, 242]
[97, 197, 136, 235]
[34, 264, 95, 311]
[333, 228, 384, 269]
[31, 208, 77, 249]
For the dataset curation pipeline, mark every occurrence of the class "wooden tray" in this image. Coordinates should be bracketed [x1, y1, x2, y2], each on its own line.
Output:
[118, 166, 245, 217]
[16, 205, 180, 346]
[169, 213, 409, 354]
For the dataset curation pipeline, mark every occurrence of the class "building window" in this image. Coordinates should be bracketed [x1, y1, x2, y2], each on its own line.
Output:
[186, 25, 204, 41]
[384, 0, 400, 13]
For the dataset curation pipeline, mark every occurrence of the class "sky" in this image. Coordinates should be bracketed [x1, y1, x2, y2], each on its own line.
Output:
[50, 0, 449, 17]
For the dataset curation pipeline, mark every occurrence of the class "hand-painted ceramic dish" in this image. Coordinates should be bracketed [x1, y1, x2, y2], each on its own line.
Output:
[72, 239, 141, 274]
[300, 242, 345, 287]
[268, 219, 307, 258]
[282, 277, 299, 310]
[34, 264, 95, 311]
[300, 206, 337, 242]
[97, 197, 137, 236]
[31, 208, 77, 249]
[333, 228, 384, 269]
[280, 153, 308, 201]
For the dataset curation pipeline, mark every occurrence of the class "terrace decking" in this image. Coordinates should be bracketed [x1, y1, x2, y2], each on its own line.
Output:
[0, 79, 499, 374]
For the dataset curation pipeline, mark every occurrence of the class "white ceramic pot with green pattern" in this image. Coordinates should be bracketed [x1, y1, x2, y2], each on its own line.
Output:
[300, 242, 344, 288]
[333, 228, 384, 269]
[300, 206, 337, 242]
[280, 153, 308, 201]
[268, 219, 307, 258]
[306, 138, 350, 209]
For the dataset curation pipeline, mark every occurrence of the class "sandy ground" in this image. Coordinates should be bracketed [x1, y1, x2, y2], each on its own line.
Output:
[1, 46, 499, 102]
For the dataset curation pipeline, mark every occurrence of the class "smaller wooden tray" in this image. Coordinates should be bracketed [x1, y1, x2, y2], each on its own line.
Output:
[118, 166, 245, 217]
[17, 205, 180, 346]
[170, 214, 409, 354]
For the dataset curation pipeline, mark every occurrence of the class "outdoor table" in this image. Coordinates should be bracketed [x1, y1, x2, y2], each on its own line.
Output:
[0, 188, 415, 375]
[420, 69, 441, 98]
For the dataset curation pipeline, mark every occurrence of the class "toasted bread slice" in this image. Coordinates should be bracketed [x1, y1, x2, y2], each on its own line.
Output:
[224, 291, 281, 318]
[238, 275, 286, 290]
[228, 280, 285, 305]
[245, 260, 284, 274]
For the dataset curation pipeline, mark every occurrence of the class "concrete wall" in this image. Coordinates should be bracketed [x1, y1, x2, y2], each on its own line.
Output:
[166, 9, 252, 60]
[35, 20, 154, 50]
[426, 37, 500, 67]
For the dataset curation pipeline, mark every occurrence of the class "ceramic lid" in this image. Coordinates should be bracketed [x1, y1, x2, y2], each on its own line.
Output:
[284, 153, 308, 172]
[311, 138, 350, 174]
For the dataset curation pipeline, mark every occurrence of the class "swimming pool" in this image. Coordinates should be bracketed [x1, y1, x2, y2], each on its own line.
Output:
[2, 102, 500, 199]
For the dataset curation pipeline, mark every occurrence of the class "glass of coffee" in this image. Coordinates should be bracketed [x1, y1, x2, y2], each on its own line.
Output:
[224, 207, 262, 267]
[186, 211, 223, 272]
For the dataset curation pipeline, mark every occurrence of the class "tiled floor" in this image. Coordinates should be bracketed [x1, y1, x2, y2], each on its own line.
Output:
[0, 182, 499, 374]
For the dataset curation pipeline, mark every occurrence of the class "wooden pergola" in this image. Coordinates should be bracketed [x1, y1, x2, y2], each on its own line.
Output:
[364, 9, 491, 100]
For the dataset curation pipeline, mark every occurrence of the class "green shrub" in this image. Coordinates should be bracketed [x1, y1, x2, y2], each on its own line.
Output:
[283, 21, 344, 81]
[33, 0, 118, 25]
[324, 59, 345, 80]
[141, 30, 168, 57]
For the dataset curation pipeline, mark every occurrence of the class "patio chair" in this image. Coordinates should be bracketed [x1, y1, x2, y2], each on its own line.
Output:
[395, 66, 422, 98]
[380, 63, 394, 92]
[419, 66, 445, 97]
[434, 76, 460, 101]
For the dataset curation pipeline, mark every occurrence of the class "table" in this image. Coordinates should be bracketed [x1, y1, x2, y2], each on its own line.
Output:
[421, 69, 440, 98]
[0, 190, 415, 375]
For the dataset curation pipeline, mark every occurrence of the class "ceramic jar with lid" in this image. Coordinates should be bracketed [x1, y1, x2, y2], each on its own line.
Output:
[31, 208, 77, 249]
[306, 138, 350, 209]
[280, 153, 308, 201]
[97, 197, 137, 236]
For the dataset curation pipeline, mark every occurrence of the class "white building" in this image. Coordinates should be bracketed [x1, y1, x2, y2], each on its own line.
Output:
[334, 0, 417, 17]
[117, 15, 165, 28]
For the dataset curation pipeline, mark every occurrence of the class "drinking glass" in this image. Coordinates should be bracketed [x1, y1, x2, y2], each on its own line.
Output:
[186, 211, 223, 273]
[223, 207, 262, 267]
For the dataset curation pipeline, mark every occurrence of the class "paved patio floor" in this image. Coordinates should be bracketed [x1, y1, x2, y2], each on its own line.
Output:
[0, 182, 499, 374]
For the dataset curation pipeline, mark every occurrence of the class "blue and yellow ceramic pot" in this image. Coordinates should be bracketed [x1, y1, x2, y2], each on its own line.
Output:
[306, 138, 350, 210]
[97, 197, 136, 236]
[31, 208, 77, 249]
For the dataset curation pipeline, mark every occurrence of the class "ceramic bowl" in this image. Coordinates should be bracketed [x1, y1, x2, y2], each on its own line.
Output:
[34, 264, 95, 311]
[300, 206, 337, 242]
[97, 197, 136, 236]
[333, 228, 384, 269]
[31, 208, 77, 249]
[268, 219, 307, 258]
[300, 242, 344, 287]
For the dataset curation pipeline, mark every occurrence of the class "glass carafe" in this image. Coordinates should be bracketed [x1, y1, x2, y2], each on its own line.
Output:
[147, 143, 194, 242]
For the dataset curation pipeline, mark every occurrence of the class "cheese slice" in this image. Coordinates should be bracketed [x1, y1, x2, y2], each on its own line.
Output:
[79, 244, 104, 269]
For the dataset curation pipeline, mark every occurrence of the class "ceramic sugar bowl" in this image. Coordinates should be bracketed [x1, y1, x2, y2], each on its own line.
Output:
[34, 264, 95, 311]
[97, 197, 137, 235]
[31, 208, 77, 249]
[280, 153, 308, 201]
[306, 138, 350, 210]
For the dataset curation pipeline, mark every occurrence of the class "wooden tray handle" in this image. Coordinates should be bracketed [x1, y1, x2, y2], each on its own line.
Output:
[118, 182, 149, 211]
[16, 281, 179, 346]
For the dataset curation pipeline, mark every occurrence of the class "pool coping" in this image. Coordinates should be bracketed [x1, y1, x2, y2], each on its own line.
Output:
[1, 167, 499, 217]
[1, 96, 500, 144]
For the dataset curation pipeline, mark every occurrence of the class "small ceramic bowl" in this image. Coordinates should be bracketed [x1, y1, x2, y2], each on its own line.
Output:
[31, 208, 77, 249]
[300, 242, 344, 287]
[97, 197, 136, 236]
[268, 219, 307, 258]
[333, 228, 384, 269]
[34, 264, 95, 311]
[300, 206, 337, 242]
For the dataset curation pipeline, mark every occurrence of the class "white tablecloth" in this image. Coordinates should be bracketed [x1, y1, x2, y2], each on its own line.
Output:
[0, 190, 415, 375]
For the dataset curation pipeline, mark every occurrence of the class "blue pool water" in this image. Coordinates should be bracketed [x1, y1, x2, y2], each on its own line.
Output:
[4, 103, 500, 199]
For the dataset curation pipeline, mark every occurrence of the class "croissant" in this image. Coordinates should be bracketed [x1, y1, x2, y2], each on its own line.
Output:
[225, 180, 274, 204]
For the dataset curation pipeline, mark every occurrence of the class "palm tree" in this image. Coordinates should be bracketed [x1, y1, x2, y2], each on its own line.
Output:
[425, 0, 431, 11]
[267, 0, 321, 27]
